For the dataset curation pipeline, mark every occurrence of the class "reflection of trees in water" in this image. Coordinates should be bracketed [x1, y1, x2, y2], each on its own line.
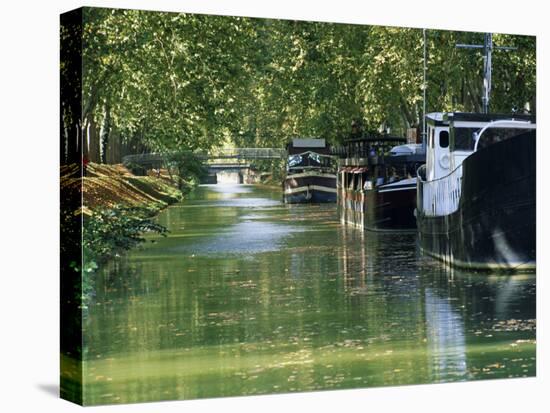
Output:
[337, 227, 422, 293]
[335, 227, 429, 342]
[83, 258, 167, 357]
[89, 259, 150, 303]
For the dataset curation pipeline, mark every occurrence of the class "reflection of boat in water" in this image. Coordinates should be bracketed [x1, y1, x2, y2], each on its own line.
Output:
[416, 112, 536, 271]
[424, 288, 468, 380]
[336, 136, 425, 231]
[283, 138, 337, 203]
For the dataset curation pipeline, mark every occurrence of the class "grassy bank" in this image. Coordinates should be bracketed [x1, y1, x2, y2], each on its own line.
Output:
[61, 162, 194, 279]
[82, 163, 186, 213]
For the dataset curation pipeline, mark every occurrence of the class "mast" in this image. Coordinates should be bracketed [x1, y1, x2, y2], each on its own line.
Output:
[456, 33, 516, 113]
[482, 33, 492, 114]
[422, 28, 427, 150]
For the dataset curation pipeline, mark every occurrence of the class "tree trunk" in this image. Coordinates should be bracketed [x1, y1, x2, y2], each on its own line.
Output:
[82, 119, 89, 159]
[61, 106, 69, 164]
[399, 96, 414, 129]
[66, 113, 80, 165]
[464, 76, 482, 113]
[99, 103, 111, 164]
[87, 115, 100, 162]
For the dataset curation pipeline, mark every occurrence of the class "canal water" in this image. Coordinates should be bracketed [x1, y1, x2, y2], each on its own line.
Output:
[82, 184, 536, 405]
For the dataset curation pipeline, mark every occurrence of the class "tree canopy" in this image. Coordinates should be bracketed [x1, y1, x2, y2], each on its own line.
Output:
[75, 7, 535, 160]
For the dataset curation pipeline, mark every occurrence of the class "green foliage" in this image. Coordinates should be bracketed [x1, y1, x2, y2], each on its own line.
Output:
[83, 206, 168, 272]
[167, 151, 206, 187]
[80, 8, 536, 151]
[250, 159, 286, 183]
[123, 161, 147, 176]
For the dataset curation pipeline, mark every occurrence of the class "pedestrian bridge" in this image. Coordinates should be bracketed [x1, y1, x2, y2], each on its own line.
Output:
[206, 163, 251, 171]
[122, 148, 287, 168]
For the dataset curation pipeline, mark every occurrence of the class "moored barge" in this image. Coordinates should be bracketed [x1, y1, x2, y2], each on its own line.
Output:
[416, 112, 536, 271]
[283, 138, 337, 203]
[337, 136, 424, 231]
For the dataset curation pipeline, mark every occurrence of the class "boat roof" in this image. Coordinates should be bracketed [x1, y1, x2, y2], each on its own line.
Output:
[426, 111, 535, 126]
[445, 112, 535, 123]
[288, 138, 331, 155]
[425, 112, 450, 126]
[290, 138, 326, 148]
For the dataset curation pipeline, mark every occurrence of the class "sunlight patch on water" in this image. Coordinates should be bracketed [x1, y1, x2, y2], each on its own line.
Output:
[175, 220, 305, 255]
[201, 183, 254, 193]
[211, 198, 281, 208]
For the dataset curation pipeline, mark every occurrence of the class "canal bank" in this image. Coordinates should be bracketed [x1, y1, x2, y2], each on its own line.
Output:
[80, 162, 185, 213]
[61, 162, 195, 277]
[79, 184, 536, 405]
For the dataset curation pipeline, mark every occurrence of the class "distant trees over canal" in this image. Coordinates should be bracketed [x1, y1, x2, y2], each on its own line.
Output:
[64, 8, 535, 164]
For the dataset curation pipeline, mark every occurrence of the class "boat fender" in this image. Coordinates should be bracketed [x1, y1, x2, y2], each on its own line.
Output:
[439, 153, 450, 169]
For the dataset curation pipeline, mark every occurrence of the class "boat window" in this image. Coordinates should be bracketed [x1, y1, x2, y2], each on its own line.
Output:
[288, 154, 303, 168]
[451, 127, 478, 151]
[308, 152, 322, 167]
[288, 152, 333, 169]
[439, 131, 449, 148]
[477, 127, 534, 150]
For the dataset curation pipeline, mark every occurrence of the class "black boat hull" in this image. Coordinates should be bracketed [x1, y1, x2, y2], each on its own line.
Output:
[417, 132, 536, 271]
[365, 181, 417, 231]
[338, 182, 417, 232]
[283, 172, 337, 203]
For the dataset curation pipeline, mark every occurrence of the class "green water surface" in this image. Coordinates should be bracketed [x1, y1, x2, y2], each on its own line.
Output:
[81, 184, 536, 405]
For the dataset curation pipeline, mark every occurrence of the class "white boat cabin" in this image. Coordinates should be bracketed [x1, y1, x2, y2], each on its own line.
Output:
[425, 112, 536, 182]
[420, 112, 536, 217]
[425, 113, 451, 181]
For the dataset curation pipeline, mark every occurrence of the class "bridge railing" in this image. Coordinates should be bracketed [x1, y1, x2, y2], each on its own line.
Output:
[122, 153, 167, 165]
[205, 148, 287, 159]
[122, 148, 288, 166]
